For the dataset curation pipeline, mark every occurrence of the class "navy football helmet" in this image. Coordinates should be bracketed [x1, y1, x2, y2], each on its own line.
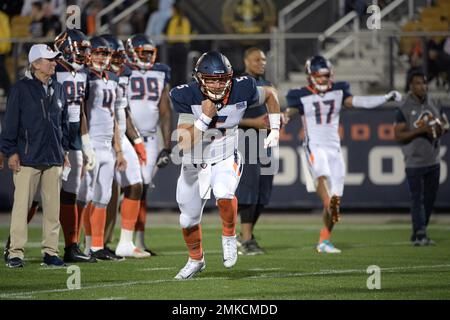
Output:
[54, 29, 91, 70]
[305, 55, 333, 93]
[125, 34, 157, 70]
[193, 51, 233, 101]
[101, 34, 126, 72]
[88, 36, 112, 72]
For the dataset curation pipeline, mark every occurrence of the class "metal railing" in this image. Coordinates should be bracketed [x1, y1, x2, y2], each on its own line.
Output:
[95, 0, 126, 35]
[98, 0, 149, 34]
[277, 0, 331, 88]
[319, 0, 414, 60]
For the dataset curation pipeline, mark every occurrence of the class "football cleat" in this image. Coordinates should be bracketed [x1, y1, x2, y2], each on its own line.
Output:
[413, 237, 437, 247]
[316, 240, 341, 253]
[238, 239, 265, 256]
[90, 248, 124, 261]
[115, 242, 151, 258]
[329, 195, 341, 223]
[64, 243, 97, 263]
[222, 235, 238, 268]
[174, 256, 206, 280]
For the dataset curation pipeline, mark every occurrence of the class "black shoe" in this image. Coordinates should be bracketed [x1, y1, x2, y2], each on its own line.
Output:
[90, 248, 124, 261]
[3, 236, 10, 262]
[143, 248, 157, 256]
[42, 253, 66, 267]
[64, 244, 97, 263]
[6, 257, 24, 268]
[104, 246, 125, 260]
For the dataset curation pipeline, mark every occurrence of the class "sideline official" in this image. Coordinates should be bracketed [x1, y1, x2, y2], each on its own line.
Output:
[0, 44, 70, 268]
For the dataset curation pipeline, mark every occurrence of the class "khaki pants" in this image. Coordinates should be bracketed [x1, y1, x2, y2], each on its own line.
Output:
[9, 165, 62, 259]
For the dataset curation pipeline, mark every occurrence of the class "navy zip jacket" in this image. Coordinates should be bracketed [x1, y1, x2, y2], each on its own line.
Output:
[0, 74, 69, 167]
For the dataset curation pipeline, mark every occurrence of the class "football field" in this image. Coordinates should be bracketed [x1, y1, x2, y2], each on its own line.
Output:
[1, 212, 450, 300]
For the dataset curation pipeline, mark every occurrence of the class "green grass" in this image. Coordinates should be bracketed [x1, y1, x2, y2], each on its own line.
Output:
[1, 216, 450, 300]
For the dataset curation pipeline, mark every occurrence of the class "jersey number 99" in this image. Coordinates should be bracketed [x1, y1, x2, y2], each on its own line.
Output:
[130, 77, 159, 101]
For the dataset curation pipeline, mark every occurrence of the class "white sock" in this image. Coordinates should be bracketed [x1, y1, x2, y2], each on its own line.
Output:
[85, 236, 92, 251]
[135, 231, 145, 249]
[91, 246, 103, 252]
[119, 229, 134, 245]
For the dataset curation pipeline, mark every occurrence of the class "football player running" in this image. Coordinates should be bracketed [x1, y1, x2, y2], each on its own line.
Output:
[77, 36, 126, 260]
[125, 34, 172, 255]
[285, 56, 402, 254]
[101, 34, 150, 258]
[170, 51, 281, 279]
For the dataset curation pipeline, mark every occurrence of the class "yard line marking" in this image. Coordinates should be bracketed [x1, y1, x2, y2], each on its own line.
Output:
[1, 264, 450, 299]
[248, 268, 283, 271]
[159, 250, 222, 256]
[140, 267, 175, 271]
[97, 297, 127, 300]
[247, 264, 450, 280]
[142, 224, 450, 231]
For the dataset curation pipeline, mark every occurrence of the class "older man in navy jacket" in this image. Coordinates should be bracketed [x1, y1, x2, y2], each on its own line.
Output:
[1, 44, 70, 268]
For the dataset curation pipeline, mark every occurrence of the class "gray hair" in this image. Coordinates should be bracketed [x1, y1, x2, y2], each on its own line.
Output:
[26, 58, 43, 77]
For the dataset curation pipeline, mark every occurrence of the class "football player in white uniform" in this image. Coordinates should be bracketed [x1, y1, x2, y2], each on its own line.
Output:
[170, 51, 281, 279]
[102, 34, 150, 258]
[125, 34, 172, 255]
[285, 56, 402, 253]
[53, 30, 97, 263]
[77, 36, 126, 260]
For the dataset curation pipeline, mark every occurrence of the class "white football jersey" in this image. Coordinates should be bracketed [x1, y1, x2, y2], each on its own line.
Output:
[286, 82, 352, 148]
[115, 67, 132, 138]
[85, 70, 118, 144]
[54, 64, 87, 123]
[127, 63, 170, 136]
[53, 62, 88, 151]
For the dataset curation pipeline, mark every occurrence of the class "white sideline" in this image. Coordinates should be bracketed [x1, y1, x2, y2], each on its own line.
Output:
[1, 264, 450, 299]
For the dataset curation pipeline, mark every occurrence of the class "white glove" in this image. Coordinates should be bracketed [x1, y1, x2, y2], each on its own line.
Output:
[264, 129, 280, 149]
[81, 134, 96, 170]
[385, 90, 402, 102]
